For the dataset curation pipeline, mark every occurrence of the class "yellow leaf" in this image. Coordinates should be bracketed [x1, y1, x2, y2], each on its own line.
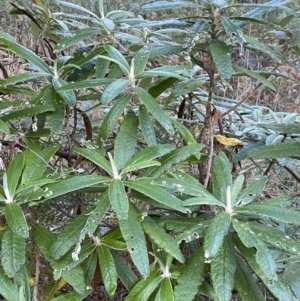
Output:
[214, 134, 242, 146]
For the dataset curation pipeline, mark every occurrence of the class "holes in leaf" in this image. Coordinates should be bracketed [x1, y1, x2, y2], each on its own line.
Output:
[193, 232, 199, 238]
[129, 247, 135, 253]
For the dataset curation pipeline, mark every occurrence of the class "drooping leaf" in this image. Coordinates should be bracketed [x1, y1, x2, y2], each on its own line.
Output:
[138, 104, 157, 146]
[0, 31, 52, 74]
[235, 65, 276, 91]
[61, 266, 86, 295]
[98, 245, 118, 296]
[235, 237, 295, 301]
[159, 277, 174, 301]
[114, 111, 139, 172]
[119, 203, 149, 277]
[6, 153, 24, 197]
[45, 175, 110, 200]
[204, 212, 231, 259]
[125, 270, 162, 301]
[101, 79, 130, 104]
[0, 105, 55, 122]
[0, 272, 19, 301]
[5, 203, 29, 238]
[235, 175, 267, 206]
[52, 78, 76, 106]
[209, 40, 232, 79]
[248, 142, 300, 159]
[234, 256, 266, 301]
[142, 217, 184, 263]
[109, 179, 129, 220]
[112, 252, 139, 291]
[14, 265, 31, 301]
[51, 192, 110, 259]
[32, 224, 56, 261]
[212, 152, 232, 204]
[233, 219, 277, 281]
[174, 248, 205, 301]
[234, 204, 300, 225]
[125, 179, 189, 213]
[74, 148, 113, 176]
[97, 94, 132, 146]
[142, 144, 204, 178]
[104, 45, 130, 74]
[211, 235, 236, 301]
[121, 144, 175, 175]
[0, 72, 49, 86]
[1, 228, 26, 278]
[136, 87, 175, 135]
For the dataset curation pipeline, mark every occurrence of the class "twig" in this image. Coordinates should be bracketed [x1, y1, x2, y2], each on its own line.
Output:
[33, 248, 40, 301]
[204, 118, 214, 188]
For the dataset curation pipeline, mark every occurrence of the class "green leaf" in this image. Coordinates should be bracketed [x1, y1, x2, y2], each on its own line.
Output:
[99, 245, 118, 296]
[6, 153, 24, 197]
[49, 290, 91, 301]
[212, 152, 232, 204]
[244, 35, 283, 63]
[211, 235, 236, 301]
[138, 104, 157, 146]
[61, 266, 86, 295]
[0, 105, 55, 122]
[125, 179, 189, 213]
[101, 79, 130, 104]
[5, 203, 29, 238]
[97, 94, 132, 146]
[96, 57, 110, 78]
[0, 119, 10, 133]
[45, 175, 110, 200]
[148, 77, 178, 98]
[245, 221, 300, 255]
[21, 144, 59, 185]
[234, 256, 266, 301]
[235, 237, 295, 301]
[143, 144, 204, 178]
[172, 120, 197, 145]
[233, 219, 277, 281]
[0, 31, 52, 74]
[234, 204, 300, 225]
[248, 142, 300, 159]
[52, 78, 76, 106]
[104, 45, 130, 74]
[204, 212, 231, 259]
[209, 40, 232, 79]
[0, 272, 19, 301]
[0, 72, 49, 86]
[174, 248, 205, 301]
[74, 148, 112, 176]
[134, 48, 152, 74]
[235, 65, 276, 91]
[136, 87, 175, 135]
[231, 174, 244, 205]
[125, 270, 162, 301]
[109, 179, 129, 220]
[55, 78, 114, 91]
[1, 229, 26, 278]
[142, 216, 184, 263]
[51, 192, 110, 259]
[55, 27, 99, 52]
[121, 144, 175, 175]
[14, 265, 31, 301]
[235, 175, 267, 206]
[119, 203, 149, 277]
[32, 224, 56, 261]
[142, 1, 200, 9]
[114, 111, 139, 172]
[52, 244, 96, 280]
[112, 252, 139, 291]
[159, 277, 174, 301]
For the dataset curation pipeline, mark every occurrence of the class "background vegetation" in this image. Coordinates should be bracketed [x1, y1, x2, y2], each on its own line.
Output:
[1, 0, 300, 300]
